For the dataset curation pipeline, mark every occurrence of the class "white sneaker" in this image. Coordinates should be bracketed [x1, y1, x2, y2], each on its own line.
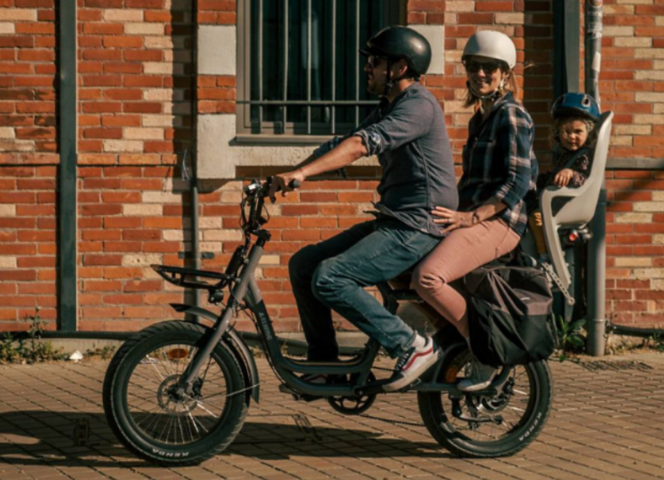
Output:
[383, 337, 439, 392]
[458, 359, 496, 392]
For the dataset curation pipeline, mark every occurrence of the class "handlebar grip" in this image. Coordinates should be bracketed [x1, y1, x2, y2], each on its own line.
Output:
[289, 179, 301, 189]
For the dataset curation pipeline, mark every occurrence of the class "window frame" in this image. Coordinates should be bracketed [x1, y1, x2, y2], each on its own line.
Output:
[236, 0, 404, 143]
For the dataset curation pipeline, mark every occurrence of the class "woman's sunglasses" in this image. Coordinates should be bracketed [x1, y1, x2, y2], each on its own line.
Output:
[463, 60, 502, 74]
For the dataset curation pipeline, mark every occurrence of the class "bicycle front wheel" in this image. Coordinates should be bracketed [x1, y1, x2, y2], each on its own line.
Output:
[103, 321, 248, 466]
[418, 345, 553, 458]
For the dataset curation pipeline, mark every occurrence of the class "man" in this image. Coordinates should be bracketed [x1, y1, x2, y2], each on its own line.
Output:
[270, 26, 458, 391]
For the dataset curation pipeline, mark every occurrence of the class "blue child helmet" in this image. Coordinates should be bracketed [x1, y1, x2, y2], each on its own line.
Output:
[551, 93, 600, 122]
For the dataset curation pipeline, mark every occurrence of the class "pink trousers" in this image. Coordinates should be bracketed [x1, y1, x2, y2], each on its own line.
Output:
[411, 217, 520, 338]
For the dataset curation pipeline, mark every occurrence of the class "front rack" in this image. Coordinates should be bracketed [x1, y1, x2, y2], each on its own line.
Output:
[151, 264, 235, 291]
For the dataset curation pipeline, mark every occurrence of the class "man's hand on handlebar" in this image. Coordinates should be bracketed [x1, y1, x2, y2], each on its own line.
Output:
[268, 170, 305, 202]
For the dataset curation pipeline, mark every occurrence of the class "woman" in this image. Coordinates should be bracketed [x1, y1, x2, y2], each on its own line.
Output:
[412, 31, 538, 392]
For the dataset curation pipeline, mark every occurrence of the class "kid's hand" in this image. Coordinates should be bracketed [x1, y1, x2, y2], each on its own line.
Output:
[432, 206, 475, 234]
[553, 168, 574, 188]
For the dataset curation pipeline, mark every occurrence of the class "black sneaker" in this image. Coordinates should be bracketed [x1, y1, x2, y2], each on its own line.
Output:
[383, 337, 439, 392]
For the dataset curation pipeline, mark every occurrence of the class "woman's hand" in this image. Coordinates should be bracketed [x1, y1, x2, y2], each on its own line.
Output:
[553, 168, 574, 188]
[432, 206, 476, 234]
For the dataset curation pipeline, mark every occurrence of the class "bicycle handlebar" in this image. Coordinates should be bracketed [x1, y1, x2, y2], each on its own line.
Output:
[242, 177, 301, 198]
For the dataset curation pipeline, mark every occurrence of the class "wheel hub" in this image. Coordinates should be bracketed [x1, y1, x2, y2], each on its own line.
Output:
[157, 375, 199, 415]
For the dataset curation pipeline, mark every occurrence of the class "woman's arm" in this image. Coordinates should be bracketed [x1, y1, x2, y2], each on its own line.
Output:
[432, 105, 533, 234]
[491, 104, 534, 209]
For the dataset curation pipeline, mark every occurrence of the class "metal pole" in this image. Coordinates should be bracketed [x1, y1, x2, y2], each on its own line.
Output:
[585, 0, 606, 357]
[58, 0, 78, 332]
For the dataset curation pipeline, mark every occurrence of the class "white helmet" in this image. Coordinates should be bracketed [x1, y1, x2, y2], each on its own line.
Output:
[462, 30, 517, 70]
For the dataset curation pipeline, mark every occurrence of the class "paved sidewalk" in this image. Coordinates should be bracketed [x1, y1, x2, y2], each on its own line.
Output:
[0, 352, 663, 480]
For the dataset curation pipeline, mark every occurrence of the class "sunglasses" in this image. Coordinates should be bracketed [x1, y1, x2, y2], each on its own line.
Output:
[367, 55, 385, 69]
[464, 60, 502, 74]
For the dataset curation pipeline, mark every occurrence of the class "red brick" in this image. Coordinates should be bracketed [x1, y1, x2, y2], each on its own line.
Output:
[300, 192, 337, 203]
[101, 115, 141, 127]
[409, 0, 446, 12]
[123, 230, 161, 241]
[104, 242, 143, 252]
[281, 230, 320, 241]
[123, 76, 163, 88]
[82, 230, 123, 241]
[16, 205, 55, 216]
[123, 280, 162, 292]
[83, 127, 123, 139]
[282, 205, 318, 216]
[101, 192, 142, 203]
[215, 12, 236, 24]
[124, 103, 163, 114]
[81, 204, 123, 216]
[17, 256, 55, 268]
[102, 36, 144, 49]
[125, 0, 164, 7]
[103, 218, 142, 230]
[0, 270, 36, 281]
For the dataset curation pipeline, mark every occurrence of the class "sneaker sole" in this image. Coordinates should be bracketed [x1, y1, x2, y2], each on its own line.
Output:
[382, 350, 440, 392]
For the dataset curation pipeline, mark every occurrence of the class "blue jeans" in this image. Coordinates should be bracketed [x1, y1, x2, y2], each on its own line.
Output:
[289, 218, 440, 361]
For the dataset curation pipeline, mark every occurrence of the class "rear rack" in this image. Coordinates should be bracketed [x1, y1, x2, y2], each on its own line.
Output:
[151, 264, 235, 291]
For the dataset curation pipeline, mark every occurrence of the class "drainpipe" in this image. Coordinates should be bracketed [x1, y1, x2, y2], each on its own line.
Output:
[57, 0, 77, 331]
[585, 0, 606, 356]
[189, 0, 201, 315]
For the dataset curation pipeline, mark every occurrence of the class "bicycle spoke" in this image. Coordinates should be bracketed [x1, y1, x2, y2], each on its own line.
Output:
[125, 339, 231, 447]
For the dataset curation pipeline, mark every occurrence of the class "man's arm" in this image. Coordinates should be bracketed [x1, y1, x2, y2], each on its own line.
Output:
[269, 136, 367, 197]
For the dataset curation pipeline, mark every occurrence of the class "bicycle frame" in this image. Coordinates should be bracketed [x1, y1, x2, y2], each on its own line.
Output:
[163, 179, 512, 402]
[169, 237, 515, 402]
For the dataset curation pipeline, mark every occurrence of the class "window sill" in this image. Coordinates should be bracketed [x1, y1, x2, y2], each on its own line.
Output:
[233, 134, 336, 147]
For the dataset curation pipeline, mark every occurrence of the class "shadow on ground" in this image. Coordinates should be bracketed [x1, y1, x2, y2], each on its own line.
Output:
[0, 411, 451, 467]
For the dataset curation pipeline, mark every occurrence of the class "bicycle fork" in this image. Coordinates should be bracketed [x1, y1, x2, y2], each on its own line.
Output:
[174, 242, 266, 397]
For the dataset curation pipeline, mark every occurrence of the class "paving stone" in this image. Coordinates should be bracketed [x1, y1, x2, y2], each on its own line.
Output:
[1, 355, 664, 479]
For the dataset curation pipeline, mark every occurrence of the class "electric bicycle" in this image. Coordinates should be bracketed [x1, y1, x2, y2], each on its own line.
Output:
[102, 178, 553, 466]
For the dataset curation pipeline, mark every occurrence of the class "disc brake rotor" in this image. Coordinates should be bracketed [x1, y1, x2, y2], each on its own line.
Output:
[157, 374, 198, 415]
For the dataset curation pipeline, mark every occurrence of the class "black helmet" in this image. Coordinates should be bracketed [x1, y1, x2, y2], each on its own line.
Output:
[552, 93, 600, 122]
[360, 26, 432, 77]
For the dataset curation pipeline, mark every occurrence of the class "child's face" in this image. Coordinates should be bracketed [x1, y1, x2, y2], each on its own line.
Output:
[559, 119, 589, 151]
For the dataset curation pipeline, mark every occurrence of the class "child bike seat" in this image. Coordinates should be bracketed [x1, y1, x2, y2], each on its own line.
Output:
[540, 111, 614, 289]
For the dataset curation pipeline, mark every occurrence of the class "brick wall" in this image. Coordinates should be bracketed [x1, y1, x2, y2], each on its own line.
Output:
[606, 170, 664, 326]
[0, 0, 56, 163]
[1, 0, 664, 331]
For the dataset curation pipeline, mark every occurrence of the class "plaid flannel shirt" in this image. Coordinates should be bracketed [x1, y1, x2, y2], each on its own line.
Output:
[457, 92, 538, 237]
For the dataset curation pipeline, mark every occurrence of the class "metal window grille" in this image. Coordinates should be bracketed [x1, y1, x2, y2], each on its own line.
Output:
[238, 0, 403, 138]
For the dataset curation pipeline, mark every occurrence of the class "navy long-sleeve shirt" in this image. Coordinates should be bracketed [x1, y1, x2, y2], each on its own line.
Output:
[314, 82, 458, 238]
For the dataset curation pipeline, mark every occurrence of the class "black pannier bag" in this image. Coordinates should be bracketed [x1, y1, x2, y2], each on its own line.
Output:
[464, 266, 555, 367]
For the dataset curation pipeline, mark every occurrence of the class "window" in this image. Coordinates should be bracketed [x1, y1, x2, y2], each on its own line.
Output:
[237, 0, 404, 140]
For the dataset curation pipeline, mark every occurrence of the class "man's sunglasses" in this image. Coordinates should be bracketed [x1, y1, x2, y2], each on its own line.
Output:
[367, 55, 385, 68]
[463, 60, 502, 74]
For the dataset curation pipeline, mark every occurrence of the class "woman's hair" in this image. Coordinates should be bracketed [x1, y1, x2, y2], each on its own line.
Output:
[549, 115, 598, 149]
[463, 62, 519, 109]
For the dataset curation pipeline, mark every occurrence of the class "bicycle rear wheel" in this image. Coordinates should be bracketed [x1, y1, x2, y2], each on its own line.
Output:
[418, 345, 552, 458]
[103, 321, 248, 466]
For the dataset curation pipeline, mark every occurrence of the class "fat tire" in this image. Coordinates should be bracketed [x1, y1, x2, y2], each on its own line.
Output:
[418, 347, 553, 458]
[103, 321, 248, 466]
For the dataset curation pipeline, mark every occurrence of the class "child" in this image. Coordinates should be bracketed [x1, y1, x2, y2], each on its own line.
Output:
[529, 93, 600, 260]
